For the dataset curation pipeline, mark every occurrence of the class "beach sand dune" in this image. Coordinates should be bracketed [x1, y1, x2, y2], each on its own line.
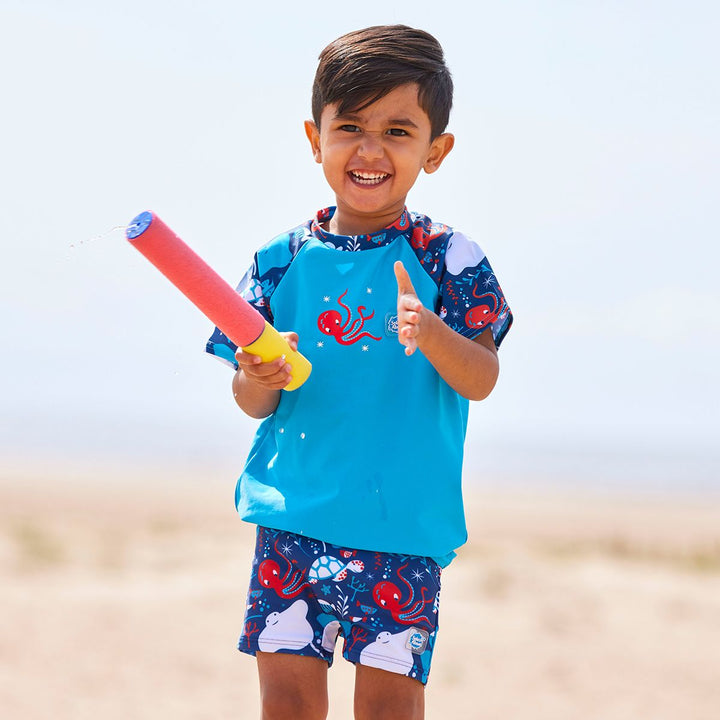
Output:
[2, 470, 719, 719]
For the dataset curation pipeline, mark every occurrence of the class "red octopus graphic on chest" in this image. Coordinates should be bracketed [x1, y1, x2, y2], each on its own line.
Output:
[318, 289, 381, 345]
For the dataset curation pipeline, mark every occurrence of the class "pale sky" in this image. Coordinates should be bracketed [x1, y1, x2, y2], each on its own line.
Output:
[2, 1, 718, 492]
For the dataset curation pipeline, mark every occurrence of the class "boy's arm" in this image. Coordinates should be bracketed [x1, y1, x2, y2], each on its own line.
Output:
[394, 262, 499, 401]
[232, 332, 298, 418]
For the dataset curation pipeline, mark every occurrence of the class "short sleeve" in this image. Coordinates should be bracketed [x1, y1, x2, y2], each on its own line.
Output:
[439, 231, 513, 347]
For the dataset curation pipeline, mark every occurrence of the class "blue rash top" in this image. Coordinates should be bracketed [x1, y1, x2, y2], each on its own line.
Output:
[207, 208, 512, 565]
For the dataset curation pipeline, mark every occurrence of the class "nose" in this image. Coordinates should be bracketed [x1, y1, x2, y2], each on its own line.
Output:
[357, 131, 384, 160]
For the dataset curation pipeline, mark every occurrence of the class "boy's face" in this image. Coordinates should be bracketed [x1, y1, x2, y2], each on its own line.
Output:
[305, 83, 454, 236]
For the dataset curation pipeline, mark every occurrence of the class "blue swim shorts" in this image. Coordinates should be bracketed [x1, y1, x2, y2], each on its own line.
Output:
[238, 526, 442, 685]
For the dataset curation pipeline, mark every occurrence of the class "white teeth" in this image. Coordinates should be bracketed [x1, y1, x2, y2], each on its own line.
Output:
[350, 171, 389, 185]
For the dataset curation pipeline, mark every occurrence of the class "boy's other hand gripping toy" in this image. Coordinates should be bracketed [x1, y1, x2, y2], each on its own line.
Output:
[125, 211, 311, 391]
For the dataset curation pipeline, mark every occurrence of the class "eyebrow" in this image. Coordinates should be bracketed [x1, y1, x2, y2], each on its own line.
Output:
[334, 112, 419, 129]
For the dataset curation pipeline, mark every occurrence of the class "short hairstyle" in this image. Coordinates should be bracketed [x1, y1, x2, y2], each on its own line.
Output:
[311, 25, 453, 139]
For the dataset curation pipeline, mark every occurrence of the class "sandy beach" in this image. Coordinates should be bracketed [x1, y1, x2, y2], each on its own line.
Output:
[2, 466, 719, 719]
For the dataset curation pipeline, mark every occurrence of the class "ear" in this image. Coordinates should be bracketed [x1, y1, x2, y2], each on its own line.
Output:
[423, 133, 455, 174]
[304, 120, 322, 164]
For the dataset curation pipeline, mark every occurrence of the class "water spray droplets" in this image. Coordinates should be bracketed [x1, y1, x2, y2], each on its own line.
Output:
[69, 225, 129, 252]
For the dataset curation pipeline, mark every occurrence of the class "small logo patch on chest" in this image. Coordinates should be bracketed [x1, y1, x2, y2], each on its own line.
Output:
[385, 313, 399, 337]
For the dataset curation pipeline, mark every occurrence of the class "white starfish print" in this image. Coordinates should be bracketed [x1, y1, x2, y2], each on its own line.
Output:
[317, 341, 324, 348]
[323, 296, 330, 302]
[362, 345, 369, 352]
[280, 542, 294, 556]
[366, 287, 373, 294]
[411, 569, 425, 582]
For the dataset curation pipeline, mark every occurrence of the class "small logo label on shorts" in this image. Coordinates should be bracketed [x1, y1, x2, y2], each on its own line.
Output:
[406, 627, 429, 654]
[385, 313, 399, 336]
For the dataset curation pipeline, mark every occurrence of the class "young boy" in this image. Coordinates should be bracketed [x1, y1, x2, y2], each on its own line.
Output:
[207, 25, 512, 720]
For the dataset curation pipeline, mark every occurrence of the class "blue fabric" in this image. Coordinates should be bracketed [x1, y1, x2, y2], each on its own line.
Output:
[239, 526, 442, 685]
[236, 233, 469, 563]
[206, 209, 513, 565]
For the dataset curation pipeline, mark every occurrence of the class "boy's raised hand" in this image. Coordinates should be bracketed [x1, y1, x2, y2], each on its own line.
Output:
[394, 261, 425, 356]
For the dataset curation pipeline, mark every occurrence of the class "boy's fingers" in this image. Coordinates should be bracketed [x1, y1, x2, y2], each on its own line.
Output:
[280, 331, 299, 353]
[394, 261, 417, 297]
[254, 359, 290, 377]
[403, 337, 417, 356]
[247, 365, 293, 389]
[236, 350, 262, 366]
[237, 354, 288, 378]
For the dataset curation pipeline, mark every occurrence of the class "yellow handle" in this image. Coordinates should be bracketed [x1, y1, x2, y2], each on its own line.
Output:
[241, 322, 312, 391]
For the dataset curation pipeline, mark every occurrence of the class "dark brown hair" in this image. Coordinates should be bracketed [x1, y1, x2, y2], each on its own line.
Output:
[311, 25, 453, 139]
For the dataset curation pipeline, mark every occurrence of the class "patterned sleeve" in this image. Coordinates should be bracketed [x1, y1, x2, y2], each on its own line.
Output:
[205, 230, 297, 368]
[439, 231, 513, 347]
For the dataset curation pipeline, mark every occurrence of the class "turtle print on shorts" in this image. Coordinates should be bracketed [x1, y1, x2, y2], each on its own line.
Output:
[308, 554, 365, 583]
[239, 527, 442, 685]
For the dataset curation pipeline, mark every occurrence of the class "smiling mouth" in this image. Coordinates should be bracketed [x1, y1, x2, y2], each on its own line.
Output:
[348, 171, 390, 186]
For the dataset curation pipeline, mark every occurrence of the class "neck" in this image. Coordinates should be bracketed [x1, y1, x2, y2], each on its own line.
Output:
[328, 203, 406, 237]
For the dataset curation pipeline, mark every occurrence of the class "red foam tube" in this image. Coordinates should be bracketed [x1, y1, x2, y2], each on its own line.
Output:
[126, 212, 265, 347]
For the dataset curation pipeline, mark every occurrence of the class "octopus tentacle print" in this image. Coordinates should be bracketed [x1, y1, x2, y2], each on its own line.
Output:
[465, 282, 503, 331]
[372, 563, 434, 628]
[258, 539, 312, 599]
[318, 290, 381, 345]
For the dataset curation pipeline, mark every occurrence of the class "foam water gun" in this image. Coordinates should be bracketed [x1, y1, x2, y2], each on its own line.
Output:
[125, 211, 311, 391]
